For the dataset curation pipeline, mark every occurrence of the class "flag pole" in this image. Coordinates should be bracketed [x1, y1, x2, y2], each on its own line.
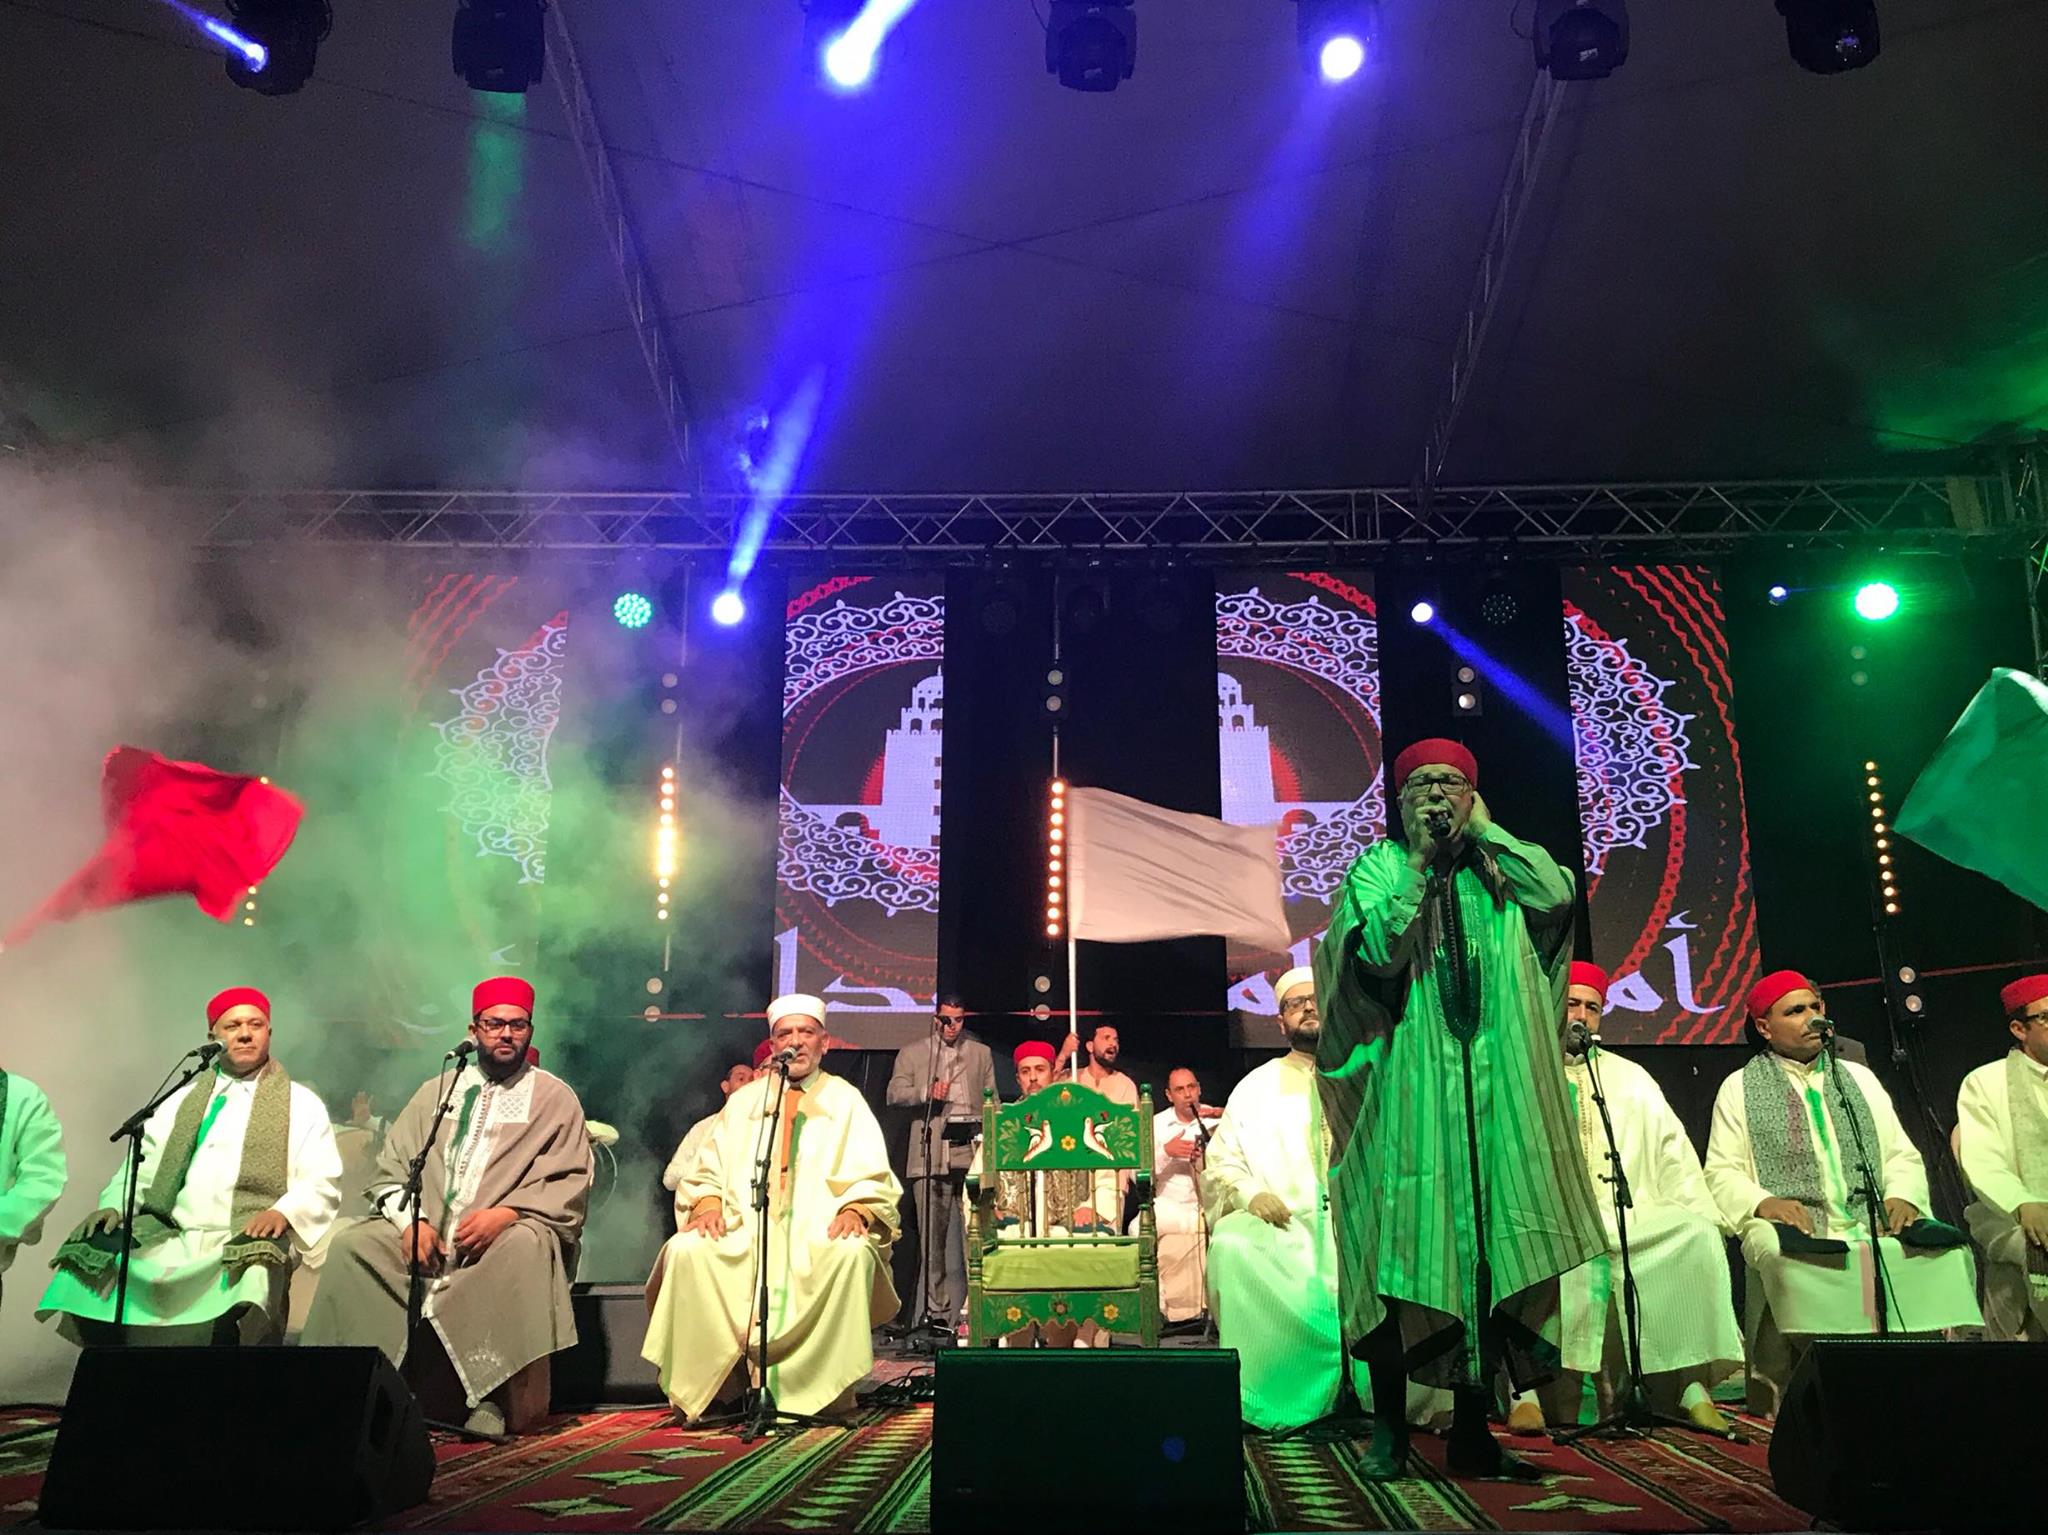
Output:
[1067, 932, 1080, 1081]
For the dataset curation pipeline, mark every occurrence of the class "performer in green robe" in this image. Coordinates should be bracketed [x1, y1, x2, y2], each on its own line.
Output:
[1315, 738, 1604, 1478]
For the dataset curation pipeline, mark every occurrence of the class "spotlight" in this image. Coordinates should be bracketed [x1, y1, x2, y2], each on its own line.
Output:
[1409, 600, 1436, 625]
[1046, 0, 1135, 92]
[613, 591, 654, 629]
[803, 0, 865, 82]
[452, 0, 545, 93]
[1295, 0, 1377, 81]
[1768, 584, 1790, 605]
[1534, 0, 1628, 80]
[1480, 584, 1518, 627]
[224, 0, 330, 94]
[1776, 0, 1879, 74]
[1853, 581, 1900, 621]
[823, 32, 876, 89]
[710, 590, 746, 627]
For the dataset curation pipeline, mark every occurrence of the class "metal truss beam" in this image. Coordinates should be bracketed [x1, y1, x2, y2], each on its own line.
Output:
[548, 2, 700, 489]
[180, 472, 2041, 562]
[1420, 71, 1566, 495]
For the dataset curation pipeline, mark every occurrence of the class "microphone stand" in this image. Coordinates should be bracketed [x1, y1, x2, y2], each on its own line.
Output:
[910, 1032, 944, 1353]
[108, 1048, 221, 1328]
[1824, 1032, 1893, 1336]
[402, 1053, 471, 1386]
[1554, 1035, 1696, 1443]
[725, 1055, 835, 1442]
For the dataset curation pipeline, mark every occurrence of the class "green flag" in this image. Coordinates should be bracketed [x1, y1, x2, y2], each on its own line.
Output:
[1897, 667, 2048, 913]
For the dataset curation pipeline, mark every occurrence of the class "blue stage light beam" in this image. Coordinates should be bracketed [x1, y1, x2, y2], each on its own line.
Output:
[710, 590, 746, 627]
[1430, 617, 1576, 749]
[726, 368, 826, 597]
[818, 0, 920, 91]
[1319, 33, 1365, 80]
[157, 0, 268, 69]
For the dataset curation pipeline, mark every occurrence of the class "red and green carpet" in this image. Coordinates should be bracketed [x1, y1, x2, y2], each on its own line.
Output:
[0, 1397, 1804, 1533]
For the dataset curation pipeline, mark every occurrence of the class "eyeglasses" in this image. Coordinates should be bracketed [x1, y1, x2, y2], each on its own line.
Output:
[1403, 775, 1471, 795]
[474, 1019, 533, 1037]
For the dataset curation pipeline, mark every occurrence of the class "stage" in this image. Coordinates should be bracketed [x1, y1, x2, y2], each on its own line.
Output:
[0, 1355, 1803, 1535]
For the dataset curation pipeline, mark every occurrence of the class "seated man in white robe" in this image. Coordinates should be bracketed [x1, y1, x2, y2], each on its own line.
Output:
[644, 994, 902, 1422]
[1956, 973, 2048, 1341]
[1, 1065, 68, 1312]
[1204, 966, 1360, 1431]
[1144, 1066, 1220, 1325]
[662, 1056, 759, 1200]
[1507, 962, 1741, 1437]
[1705, 969, 1981, 1417]
[302, 976, 593, 1437]
[40, 986, 340, 1345]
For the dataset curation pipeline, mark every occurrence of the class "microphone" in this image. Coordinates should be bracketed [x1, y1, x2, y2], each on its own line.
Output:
[1813, 1018, 1837, 1049]
[447, 1039, 478, 1062]
[193, 1041, 225, 1065]
[1424, 808, 1453, 839]
[768, 1045, 799, 1070]
[1563, 1019, 1598, 1054]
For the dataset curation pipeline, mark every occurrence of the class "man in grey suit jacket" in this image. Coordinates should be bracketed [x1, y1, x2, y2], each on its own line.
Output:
[886, 997, 996, 1339]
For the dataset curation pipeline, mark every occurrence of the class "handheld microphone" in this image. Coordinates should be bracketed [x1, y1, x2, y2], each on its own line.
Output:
[1424, 808, 1453, 839]
[193, 1041, 225, 1065]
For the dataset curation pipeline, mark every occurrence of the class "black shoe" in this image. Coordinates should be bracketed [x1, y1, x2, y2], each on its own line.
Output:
[1445, 1429, 1544, 1482]
[1359, 1421, 1410, 1480]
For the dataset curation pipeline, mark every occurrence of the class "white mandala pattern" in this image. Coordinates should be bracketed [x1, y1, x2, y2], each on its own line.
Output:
[1217, 588, 1383, 902]
[432, 615, 566, 885]
[1566, 611, 1696, 878]
[780, 590, 945, 916]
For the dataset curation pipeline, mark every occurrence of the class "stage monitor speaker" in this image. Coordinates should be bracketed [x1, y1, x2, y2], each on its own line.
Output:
[1769, 1338, 2044, 1529]
[40, 1345, 433, 1531]
[932, 1348, 1241, 1535]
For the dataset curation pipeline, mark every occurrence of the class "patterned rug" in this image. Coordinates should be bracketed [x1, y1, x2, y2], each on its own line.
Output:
[0, 1402, 1803, 1532]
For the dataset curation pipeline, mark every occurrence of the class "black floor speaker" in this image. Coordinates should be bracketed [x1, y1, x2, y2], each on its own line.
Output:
[932, 1349, 1241, 1535]
[1769, 1338, 2043, 1529]
[40, 1345, 433, 1531]
[553, 1282, 664, 1407]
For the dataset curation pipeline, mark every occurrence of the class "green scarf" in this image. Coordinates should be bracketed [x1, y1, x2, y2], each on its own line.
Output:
[1742, 1050, 1883, 1237]
[52, 1059, 295, 1282]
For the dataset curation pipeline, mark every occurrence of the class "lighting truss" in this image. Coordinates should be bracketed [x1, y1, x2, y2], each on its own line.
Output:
[180, 472, 2038, 562]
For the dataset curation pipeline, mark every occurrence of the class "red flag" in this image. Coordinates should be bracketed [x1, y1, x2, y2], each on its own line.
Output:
[3, 747, 303, 947]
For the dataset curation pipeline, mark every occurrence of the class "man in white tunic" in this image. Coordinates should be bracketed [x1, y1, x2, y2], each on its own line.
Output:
[40, 986, 339, 1345]
[1705, 969, 1981, 1416]
[1204, 967, 1357, 1430]
[1956, 973, 2048, 1341]
[644, 994, 902, 1422]
[1507, 963, 1740, 1436]
[1, 1066, 67, 1310]
[1148, 1067, 1220, 1324]
[302, 976, 593, 1436]
[662, 1058, 757, 1200]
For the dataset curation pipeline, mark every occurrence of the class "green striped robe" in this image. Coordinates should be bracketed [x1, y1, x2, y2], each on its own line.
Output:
[1313, 823, 1606, 1387]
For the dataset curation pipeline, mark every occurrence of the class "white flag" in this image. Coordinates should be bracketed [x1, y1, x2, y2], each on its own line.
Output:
[1066, 787, 1290, 952]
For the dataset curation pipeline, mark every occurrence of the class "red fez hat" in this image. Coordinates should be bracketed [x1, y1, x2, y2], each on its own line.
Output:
[1747, 969, 1818, 1021]
[752, 1038, 776, 1069]
[2001, 975, 2048, 1015]
[472, 976, 535, 1016]
[1567, 961, 1609, 1001]
[206, 986, 271, 1025]
[1013, 1040, 1056, 1066]
[1392, 738, 1478, 791]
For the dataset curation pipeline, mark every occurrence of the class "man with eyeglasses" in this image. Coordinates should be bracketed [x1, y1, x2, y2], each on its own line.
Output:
[303, 976, 593, 1437]
[1202, 967, 1357, 1429]
[1315, 739, 1605, 1478]
[885, 996, 994, 1342]
[1959, 974, 2048, 1341]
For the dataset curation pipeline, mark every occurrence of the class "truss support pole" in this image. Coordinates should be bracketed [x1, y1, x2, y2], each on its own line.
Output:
[1419, 70, 1567, 499]
[548, 1, 701, 492]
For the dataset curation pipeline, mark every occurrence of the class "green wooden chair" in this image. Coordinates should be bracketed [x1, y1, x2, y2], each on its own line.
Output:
[964, 1078, 1159, 1347]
